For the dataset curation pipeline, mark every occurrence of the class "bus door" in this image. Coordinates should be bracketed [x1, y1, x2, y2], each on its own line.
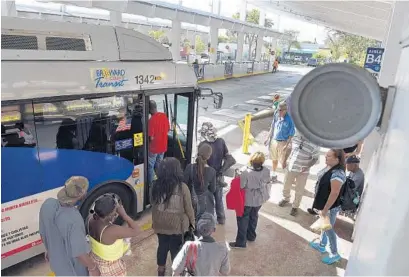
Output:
[170, 92, 195, 169]
[144, 90, 195, 207]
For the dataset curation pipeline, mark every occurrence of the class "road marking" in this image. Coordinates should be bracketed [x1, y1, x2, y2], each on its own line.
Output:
[269, 91, 291, 96]
[217, 124, 238, 137]
[197, 116, 229, 129]
[212, 109, 249, 119]
[231, 104, 261, 112]
[257, 95, 275, 101]
[245, 100, 272, 107]
[276, 89, 293, 94]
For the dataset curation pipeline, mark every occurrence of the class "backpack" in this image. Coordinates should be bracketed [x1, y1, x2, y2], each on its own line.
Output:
[340, 177, 360, 211]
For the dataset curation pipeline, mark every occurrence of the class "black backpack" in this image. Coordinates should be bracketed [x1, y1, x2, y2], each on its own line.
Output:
[340, 177, 360, 211]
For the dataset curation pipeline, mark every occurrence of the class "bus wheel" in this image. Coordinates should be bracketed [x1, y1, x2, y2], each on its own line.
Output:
[80, 183, 135, 225]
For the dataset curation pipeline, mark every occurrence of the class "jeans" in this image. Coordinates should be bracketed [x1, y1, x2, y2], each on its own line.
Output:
[320, 206, 340, 255]
[236, 206, 261, 247]
[214, 186, 225, 223]
[156, 234, 183, 266]
[196, 191, 215, 222]
[148, 152, 164, 184]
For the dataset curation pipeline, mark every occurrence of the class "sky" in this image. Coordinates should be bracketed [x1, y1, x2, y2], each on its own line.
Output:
[166, 0, 328, 44]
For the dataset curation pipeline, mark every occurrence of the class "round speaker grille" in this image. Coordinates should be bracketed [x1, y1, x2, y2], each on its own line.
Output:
[290, 63, 382, 148]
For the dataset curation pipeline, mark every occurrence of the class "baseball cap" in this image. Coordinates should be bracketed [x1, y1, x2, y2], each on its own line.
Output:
[57, 176, 89, 204]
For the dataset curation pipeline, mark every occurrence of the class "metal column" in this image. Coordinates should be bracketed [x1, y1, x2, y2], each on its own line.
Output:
[378, 1, 409, 87]
[170, 19, 182, 61]
[210, 23, 218, 63]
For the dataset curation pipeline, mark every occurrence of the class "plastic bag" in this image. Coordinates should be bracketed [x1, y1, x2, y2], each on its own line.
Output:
[310, 215, 332, 232]
[123, 238, 132, 256]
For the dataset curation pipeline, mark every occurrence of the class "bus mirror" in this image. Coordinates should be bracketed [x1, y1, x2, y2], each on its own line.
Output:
[198, 88, 223, 109]
[290, 63, 382, 148]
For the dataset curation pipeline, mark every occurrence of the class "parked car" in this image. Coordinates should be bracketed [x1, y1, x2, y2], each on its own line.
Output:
[294, 56, 302, 62]
[307, 58, 318, 67]
[200, 53, 210, 64]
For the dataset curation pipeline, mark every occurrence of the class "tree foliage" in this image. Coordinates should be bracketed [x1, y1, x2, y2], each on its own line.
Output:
[195, 36, 206, 54]
[326, 29, 378, 66]
[231, 9, 274, 59]
[148, 30, 165, 41]
[279, 30, 301, 54]
[312, 49, 331, 60]
[148, 29, 169, 44]
[218, 35, 235, 43]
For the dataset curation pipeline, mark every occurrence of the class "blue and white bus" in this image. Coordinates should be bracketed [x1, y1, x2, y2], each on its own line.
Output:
[1, 17, 222, 269]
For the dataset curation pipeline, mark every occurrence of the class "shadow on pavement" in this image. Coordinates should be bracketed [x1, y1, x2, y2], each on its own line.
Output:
[226, 204, 346, 275]
[258, 201, 349, 272]
[333, 217, 354, 243]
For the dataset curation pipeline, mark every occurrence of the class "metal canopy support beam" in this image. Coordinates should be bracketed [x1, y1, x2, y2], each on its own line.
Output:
[171, 19, 181, 61]
[32, 1, 288, 39]
[255, 35, 263, 61]
[2, 0, 17, 17]
[110, 11, 122, 26]
[378, 1, 409, 87]
[236, 32, 245, 62]
[256, 12, 266, 61]
[209, 23, 218, 63]
[240, 0, 247, 21]
[259, 12, 265, 27]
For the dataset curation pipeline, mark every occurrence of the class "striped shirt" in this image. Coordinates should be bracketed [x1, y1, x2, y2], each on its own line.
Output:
[287, 135, 320, 173]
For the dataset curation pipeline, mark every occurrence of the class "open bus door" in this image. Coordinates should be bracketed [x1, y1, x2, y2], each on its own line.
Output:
[143, 88, 222, 209]
[143, 90, 196, 208]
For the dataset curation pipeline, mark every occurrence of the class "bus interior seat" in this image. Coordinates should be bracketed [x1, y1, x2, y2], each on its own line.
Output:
[2, 132, 25, 147]
[83, 119, 108, 153]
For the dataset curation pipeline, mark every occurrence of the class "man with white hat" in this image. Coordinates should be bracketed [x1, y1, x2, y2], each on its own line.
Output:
[198, 122, 236, 225]
[39, 176, 100, 276]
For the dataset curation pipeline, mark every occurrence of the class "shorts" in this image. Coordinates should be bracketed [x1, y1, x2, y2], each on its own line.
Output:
[269, 140, 287, 161]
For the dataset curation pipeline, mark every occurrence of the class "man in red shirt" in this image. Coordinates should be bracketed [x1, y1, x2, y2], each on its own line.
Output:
[148, 100, 170, 184]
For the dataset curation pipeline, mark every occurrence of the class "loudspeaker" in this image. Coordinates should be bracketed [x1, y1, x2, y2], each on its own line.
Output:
[290, 63, 382, 148]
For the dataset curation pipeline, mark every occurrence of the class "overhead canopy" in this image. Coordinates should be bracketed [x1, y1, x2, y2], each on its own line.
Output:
[248, 0, 393, 41]
[40, 0, 291, 39]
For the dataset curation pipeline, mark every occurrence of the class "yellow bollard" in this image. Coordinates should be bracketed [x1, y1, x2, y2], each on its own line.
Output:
[238, 120, 255, 144]
[242, 113, 252, 154]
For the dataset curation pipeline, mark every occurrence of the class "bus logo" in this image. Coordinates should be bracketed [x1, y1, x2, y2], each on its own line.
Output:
[94, 68, 128, 88]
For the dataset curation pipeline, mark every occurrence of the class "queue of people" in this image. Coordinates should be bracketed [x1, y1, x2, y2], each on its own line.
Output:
[38, 101, 368, 275]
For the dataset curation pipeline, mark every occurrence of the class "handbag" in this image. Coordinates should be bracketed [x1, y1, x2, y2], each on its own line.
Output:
[181, 243, 198, 276]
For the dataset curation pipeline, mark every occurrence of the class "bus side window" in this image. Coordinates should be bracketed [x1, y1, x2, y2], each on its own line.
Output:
[1, 105, 36, 148]
[1, 103, 44, 202]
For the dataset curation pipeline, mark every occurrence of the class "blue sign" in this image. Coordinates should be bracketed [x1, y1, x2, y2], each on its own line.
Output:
[364, 47, 384, 78]
[94, 68, 128, 88]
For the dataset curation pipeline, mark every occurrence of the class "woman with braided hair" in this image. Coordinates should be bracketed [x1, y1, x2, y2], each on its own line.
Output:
[184, 143, 217, 224]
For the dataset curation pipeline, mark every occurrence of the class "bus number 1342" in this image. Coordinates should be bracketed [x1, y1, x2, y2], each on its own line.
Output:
[135, 75, 155, 84]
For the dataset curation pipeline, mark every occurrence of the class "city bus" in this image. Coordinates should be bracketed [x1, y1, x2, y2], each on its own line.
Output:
[1, 16, 222, 269]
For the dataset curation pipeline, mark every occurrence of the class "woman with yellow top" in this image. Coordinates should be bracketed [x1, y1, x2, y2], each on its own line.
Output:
[88, 196, 146, 276]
